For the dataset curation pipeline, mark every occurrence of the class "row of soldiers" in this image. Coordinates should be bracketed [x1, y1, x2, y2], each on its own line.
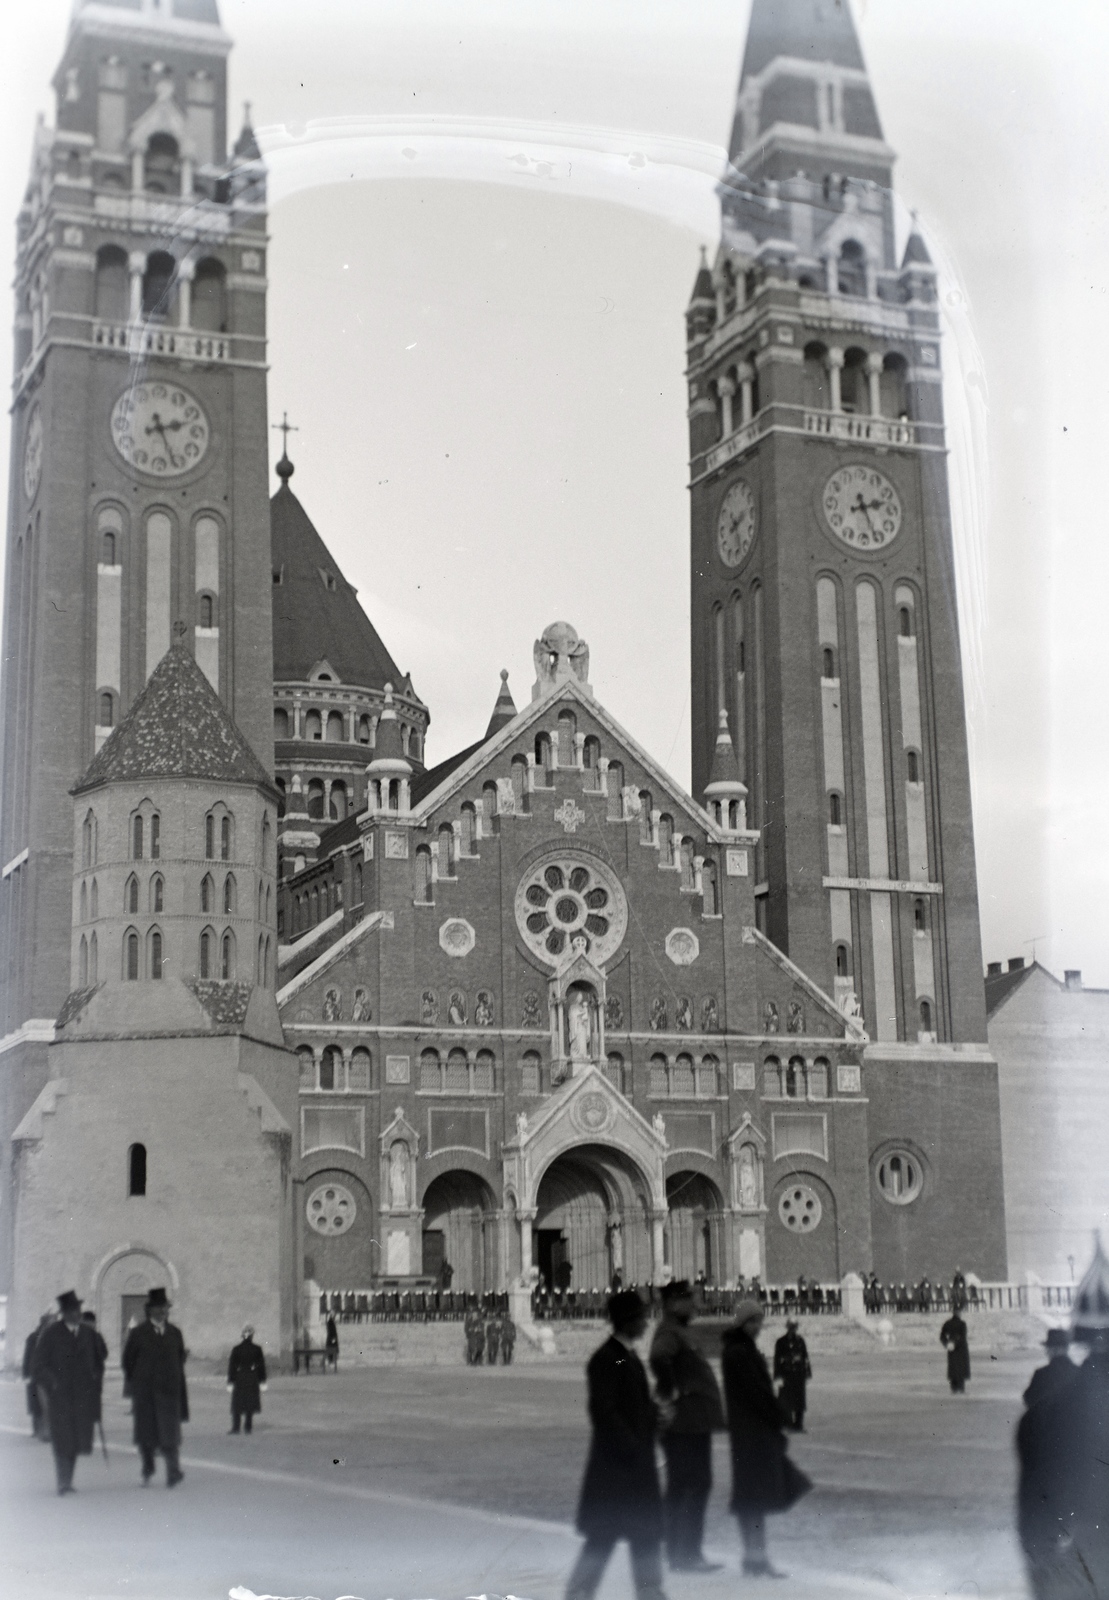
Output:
[463, 1308, 516, 1365]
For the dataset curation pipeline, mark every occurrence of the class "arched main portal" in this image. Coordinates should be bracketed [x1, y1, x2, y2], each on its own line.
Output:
[665, 1171, 726, 1285]
[534, 1143, 653, 1291]
[421, 1170, 498, 1294]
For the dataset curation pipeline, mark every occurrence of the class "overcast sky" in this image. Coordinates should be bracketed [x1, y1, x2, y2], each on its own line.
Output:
[3, 0, 1108, 986]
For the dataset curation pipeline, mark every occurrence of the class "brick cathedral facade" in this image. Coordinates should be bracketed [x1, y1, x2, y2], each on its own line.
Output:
[1, 0, 1007, 1362]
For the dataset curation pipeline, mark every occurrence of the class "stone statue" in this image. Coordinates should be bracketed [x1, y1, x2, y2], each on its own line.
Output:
[521, 990, 542, 1028]
[840, 990, 862, 1021]
[649, 996, 668, 1032]
[652, 1111, 667, 1140]
[604, 994, 623, 1029]
[515, 1111, 528, 1140]
[388, 1141, 409, 1209]
[764, 1001, 780, 1034]
[738, 1144, 759, 1210]
[568, 990, 592, 1060]
[532, 621, 591, 699]
[323, 988, 341, 1022]
[448, 990, 466, 1026]
[421, 989, 438, 1025]
[676, 996, 693, 1032]
[787, 999, 805, 1034]
[474, 990, 495, 1027]
[351, 988, 371, 1024]
[701, 995, 719, 1032]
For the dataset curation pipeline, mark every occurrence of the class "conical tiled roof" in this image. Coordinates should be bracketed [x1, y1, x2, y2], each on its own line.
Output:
[484, 670, 518, 739]
[271, 478, 413, 697]
[690, 247, 715, 304]
[73, 644, 272, 795]
[1072, 1234, 1109, 1337]
[704, 709, 744, 793]
[901, 225, 933, 267]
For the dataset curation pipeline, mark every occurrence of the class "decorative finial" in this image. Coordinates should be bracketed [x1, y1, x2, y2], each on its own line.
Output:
[500, 668, 509, 683]
[243, 100, 253, 127]
[272, 412, 298, 481]
[173, 619, 188, 640]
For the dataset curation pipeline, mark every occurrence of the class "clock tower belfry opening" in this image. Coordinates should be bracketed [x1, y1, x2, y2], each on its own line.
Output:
[687, 0, 987, 1048]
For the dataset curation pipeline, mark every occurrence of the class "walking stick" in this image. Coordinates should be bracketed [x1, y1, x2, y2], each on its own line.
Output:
[98, 1420, 109, 1463]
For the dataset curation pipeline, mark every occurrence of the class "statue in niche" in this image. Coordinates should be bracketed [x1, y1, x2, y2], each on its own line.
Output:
[351, 988, 371, 1024]
[675, 996, 693, 1032]
[787, 999, 806, 1034]
[521, 990, 542, 1028]
[764, 1001, 780, 1035]
[605, 994, 624, 1029]
[738, 1144, 760, 1210]
[649, 997, 668, 1032]
[567, 989, 593, 1061]
[652, 1111, 667, 1140]
[388, 1141, 410, 1209]
[701, 995, 719, 1033]
[323, 988, 342, 1023]
[474, 990, 495, 1027]
[421, 989, 439, 1025]
[448, 990, 467, 1026]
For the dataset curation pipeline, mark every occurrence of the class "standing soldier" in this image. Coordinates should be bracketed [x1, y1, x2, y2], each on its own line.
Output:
[22, 1312, 53, 1440]
[501, 1316, 516, 1365]
[939, 1308, 971, 1394]
[30, 1291, 105, 1495]
[1022, 1328, 1076, 1410]
[648, 1279, 725, 1574]
[227, 1325, 267, 1435]
[122, 1287, 188, 1488]
[951, 1268, 968, 1312]
[464, 1306, 485, 1366]
[485, 1312, 502, 1366]
[565, 1290, 666, 1600]
[324, 1314, 340, 1371]
[773, 1319, 812, 1432]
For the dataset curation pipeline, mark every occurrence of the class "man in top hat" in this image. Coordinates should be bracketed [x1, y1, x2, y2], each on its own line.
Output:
[122, 1288, 188, 1487]
[1016, 1237, 1109, 1597]
[1022, 1328, 1076, 1411]
[648, 1279, 725, 1573]
[773, 1319, 812, 1432]
[30, 1291, 105, 1494]
[565, 1289, 666, 1600]
[227, 1326, 267, 1435]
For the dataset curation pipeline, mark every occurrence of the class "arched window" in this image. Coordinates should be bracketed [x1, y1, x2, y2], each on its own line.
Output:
[702, 859, 718, 916]
[150, 814, 160, 859]
[297, 1047, 316, 1091]
[840, 347, 868, 412]
[899, 605, 913, 637]
[222, 873, 236, 914]
[880, 352, 908, 419]
[680, 838, 695, 890]
[326, 711, 344, 743]
[191, 257, 227, 333]
[80, 882, 88, 924]
[124, 929, 139, 981]
[221, 815, 232, 860]
[837, 239, 867, 298]
[828, 792, 842, 827]
[354, 860, 363, 902]
[419, 1049, 442, 1092]
[415, 846, 433, 904]
[605, 1052, 624, 1093]
[520, 1050, 541, 1095]
[200, 874, 213, 914]
[919, 998, 933, 1034]
[89, 932, 98, 984]
[94, 244, 128, 321]
[583, 735, 601, 770]
[482, 782, 498, 824]
[198, 593, 213, 629]
[802, 341, 829, 409]
[357, 714, 372, 744]
[304, 710, 322, 741]
[473, 1049, 495, 1093]
[606, 760, 624, 821]
[639, 791, 653, 846]
[446, 1048, 469, 1094]
[97, 690, 114, 728]
[220, 929, 235, 980]
[809, 1057, 829, 1099]
[438, 824, 455, 877]
[205, 813, 215, 859]
[822, 647, 835, 678]
[320, 1045, 342, 1092]
[90, 880, 98, 919]
[128, 1143, 147, 1197]
[329, 781, 348, 822]
[79, 935, 88, 985]
[914, 897, 927, 933]
[535, 732, 552, 772]
[785, 1057, 805, 1098]
[82, 810, 96, 867]
[306, 780, 325, 820]
[557, 708, 577, 761]
[125, 875, 139, 914]
[835, 942, 850, 976]
[144, 133, 180, 195]
[698, 1054, 719, 1096]
[262, 814, 271, 870]
[199, 928, 213, 979]
[311, 888, 320, 924]
[650, 1054, 669, 1096]
[149, 929, 163, 980]
[257, 934, 267, 986]
[349, 1048, 371, 1091]
[672, 1054, 695, 1097]
[101, 529, 117, 565]
[141, 249, 176, 319]
[460, 802, 476, 856]
[132, 815, 143, 859]
[658, 815, 674, 866]
[274, 707, 289, 739]
[906, 749, 921, 783]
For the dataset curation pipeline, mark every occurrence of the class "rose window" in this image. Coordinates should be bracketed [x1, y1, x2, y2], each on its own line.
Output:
[778, 1184, 822, 1232]
[306, 1183, 357, 1236]
[514, 855, 628, 966]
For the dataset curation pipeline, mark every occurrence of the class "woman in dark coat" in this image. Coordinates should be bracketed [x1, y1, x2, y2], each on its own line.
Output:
[565, 1290, 665, 1600]
[722, 1300, 810, 1578]
[940, 1311, 971, 1393]
[227, 1325, 267, 1434]
[122, 1287, 189, 1487]
[31, 1291, 105, 1494]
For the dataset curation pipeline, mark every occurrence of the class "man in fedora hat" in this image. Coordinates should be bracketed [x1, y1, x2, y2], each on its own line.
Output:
[1022, 1327, 1076, 1411]
[122, 1287, 188, 1488]
[30, 1290, 105, 1495]
[649, 1279, 725, 1573]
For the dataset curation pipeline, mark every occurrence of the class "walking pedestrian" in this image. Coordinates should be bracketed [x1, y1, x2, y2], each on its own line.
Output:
[1016, 1238, 1109, 1597]
[227, 1325, 267, 1434]
[22, 1312, 53, 1440]
[485, 1313, 502, 1366]
[324, 1314, 339, 1371]
[501, 1316, 516, 1365]
[30, 1291, 105, 1495]
[464, 1306, 485, 1365]
[773, 1319, 812, 1431]
[564, 1289, 666, 1600]
[121, 1287, 188, 1488]
[80, 1312, 108, 1436]
[722, 1299, 811, 1579]
[940, 1308, 971, 1394]
[648, 1279, 725, 1574]
[1022, 1328, 1076, 1410]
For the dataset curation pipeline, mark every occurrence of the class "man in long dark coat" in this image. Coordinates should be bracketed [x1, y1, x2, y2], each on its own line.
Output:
[30, 1291, 105, 1494]
[485, 1313, 502, 1366]
[940, 1310, 971, 1393]
[22, 1312, 53, 1440]
[464, 1306, 485, 1365]
[649, 1279, 724, 1573]
[722, 1299, 810, 1578]
[1023, 1329, 1076, 1411]
[773, 1319, 812, 1431]
[501, 1316, 516, 1365]
[227, 1325, 267, 1434]
[122, 1287, 188, 1487]
[565, 1289, 666, 1600]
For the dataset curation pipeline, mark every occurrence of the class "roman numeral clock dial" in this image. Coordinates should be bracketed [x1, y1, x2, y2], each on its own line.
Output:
[716, 478, 756, 567]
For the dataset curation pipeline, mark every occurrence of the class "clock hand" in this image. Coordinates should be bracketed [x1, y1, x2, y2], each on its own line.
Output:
[850, 492, 878, 531]
[145, 412, 184, 468]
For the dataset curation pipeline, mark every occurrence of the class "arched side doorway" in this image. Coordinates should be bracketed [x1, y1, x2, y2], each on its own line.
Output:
[422, 1170, 498, 1295]
[665, 1171, 726, 1285]
[94, 1247, 173, 1363]
[303, 1168, 375, 1291]
[534, 1143, 653, 1292]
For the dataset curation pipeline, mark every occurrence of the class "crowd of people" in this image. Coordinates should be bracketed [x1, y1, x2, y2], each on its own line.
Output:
[463, 1307, 516, 1364]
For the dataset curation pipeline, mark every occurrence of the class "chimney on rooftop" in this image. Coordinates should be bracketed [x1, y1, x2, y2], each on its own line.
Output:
[986, 961, 1002, 977]
[1065, 970, 1083, 991]
[1008, 957, 1025, 972]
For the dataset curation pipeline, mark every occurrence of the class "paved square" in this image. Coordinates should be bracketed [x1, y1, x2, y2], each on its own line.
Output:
[0, 1332, 1034, 1600]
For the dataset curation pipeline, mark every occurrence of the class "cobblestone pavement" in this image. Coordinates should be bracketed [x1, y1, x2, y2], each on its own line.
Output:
[0, 1339, 1035, 1600]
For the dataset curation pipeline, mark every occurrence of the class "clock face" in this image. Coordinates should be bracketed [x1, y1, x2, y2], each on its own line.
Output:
[822, 465, 903, 550]
[22, 406, 43, 503]
[110, 382, 210, 477]
[716, 479, 756, 567]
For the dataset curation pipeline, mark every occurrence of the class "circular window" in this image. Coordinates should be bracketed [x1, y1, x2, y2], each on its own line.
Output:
[306, 1183, 357, 1235]
[778, 1184, 822, 1232]
[875, 1150, 923, 1206]
[515, 854, 628, 966]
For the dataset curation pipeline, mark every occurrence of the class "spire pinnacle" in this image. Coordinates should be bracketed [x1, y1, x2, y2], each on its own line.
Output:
[272, 413, 297, 483]
[484, 668, 518, 739]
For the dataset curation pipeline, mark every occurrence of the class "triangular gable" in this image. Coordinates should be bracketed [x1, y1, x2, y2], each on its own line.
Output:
[128, 82, 196, 159]
[411, 677, 755, 846]
[726, 1110, 766, 1152]
[276, 909, 392, 1010]
[743, 924, 867, 1042]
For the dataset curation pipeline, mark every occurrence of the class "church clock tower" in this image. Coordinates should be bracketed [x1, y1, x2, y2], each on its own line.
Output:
[688, 0, 987, 1046]
[0, 0, 273, 1288]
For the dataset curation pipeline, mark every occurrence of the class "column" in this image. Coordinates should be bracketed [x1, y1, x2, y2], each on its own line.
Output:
[128, 251, 146, 323]
[525, 752, 537, 793]
[651, 1211, 669, 1284]
[131, 149, 143, 192]
[866, 352, 883, 416]
[573, 732, 585, 769]
[827, 347, 844, 413]
[181, 155, 194, 197]
[738, 362, 755, 424]
[176, 264, 192, 331]
[347, 707, 357, 742]
[717, 375, 735, 436]
[399, 778, 411, 813]
[519, 1210, 536, 1280]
